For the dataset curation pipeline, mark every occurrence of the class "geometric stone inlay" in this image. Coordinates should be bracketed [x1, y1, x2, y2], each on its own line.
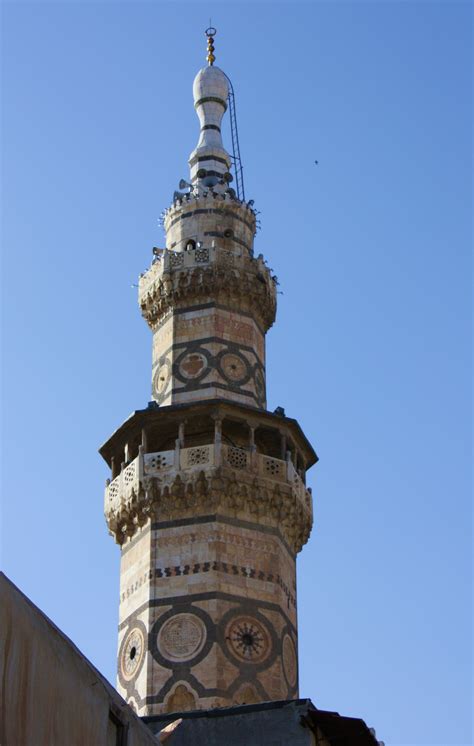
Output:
[179, 353, 207, 379]
[121, 560, 296, 609]
[158, 613, 207, 662]
[225, 616, 271, 664]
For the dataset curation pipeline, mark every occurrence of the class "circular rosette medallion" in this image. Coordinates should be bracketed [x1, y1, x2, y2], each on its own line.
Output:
[157, 613, 207, 663]
[120, 627, 145, 682]
[219, 352, 249, 384]
[225, 616, 271, 664]
[282, 634, 297, 689]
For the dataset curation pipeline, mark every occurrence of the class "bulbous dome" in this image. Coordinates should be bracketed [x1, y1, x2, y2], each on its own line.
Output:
[193, 65, 229, 105]
[189, 65, 231, 185]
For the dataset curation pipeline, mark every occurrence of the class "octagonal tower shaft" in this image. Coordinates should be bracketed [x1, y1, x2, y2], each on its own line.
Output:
[138, 64, 276, 411]
[101, 35, 317, 719]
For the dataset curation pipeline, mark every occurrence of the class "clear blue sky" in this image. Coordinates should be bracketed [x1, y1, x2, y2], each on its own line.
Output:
[1, 2, 472, 744]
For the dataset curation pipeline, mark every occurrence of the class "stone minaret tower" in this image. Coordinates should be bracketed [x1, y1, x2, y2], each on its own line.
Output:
[100, 29, 317, 717]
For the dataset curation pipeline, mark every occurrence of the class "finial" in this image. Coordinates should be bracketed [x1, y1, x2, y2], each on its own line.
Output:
[205, 26, 216, 66]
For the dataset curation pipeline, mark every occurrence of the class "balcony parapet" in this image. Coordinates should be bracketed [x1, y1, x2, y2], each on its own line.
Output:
[104, 444, 313, 553]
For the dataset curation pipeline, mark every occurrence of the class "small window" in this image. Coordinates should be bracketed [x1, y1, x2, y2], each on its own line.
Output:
[185, 239, 196, 251]
[108, 710, 128, 746]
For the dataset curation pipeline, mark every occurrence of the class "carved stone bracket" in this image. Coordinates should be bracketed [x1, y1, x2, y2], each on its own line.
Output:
[105, 465, 312, 554]
[139, 258, 277, 332]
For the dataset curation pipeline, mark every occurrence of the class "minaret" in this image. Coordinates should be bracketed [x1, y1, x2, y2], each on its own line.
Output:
[100, 29, 317, 717]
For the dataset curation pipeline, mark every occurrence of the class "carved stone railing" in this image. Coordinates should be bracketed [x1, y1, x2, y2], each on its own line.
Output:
[222, 444, 250, 470]
[144, 449, 174, 474]
[258, 454, 286, 481]
[104, 444, 312, 552]
[105, 455, 141, 513]
[139, 245, 254, 297]
[180, 445, 215, 469]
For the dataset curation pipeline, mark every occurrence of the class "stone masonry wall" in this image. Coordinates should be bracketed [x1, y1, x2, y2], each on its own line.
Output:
[116, 516, 298, 716]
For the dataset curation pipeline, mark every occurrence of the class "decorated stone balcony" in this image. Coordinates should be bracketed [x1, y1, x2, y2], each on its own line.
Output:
[100, 399, 317, 554]
[138, 243, 277, 332]
[138, 244, 275, 295]
[104, 442, 312, 553]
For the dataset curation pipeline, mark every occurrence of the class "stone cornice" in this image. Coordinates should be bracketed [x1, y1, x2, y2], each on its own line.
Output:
[105, 463, 312, 555]
[139, 250, 277, 332]
[98, 400, 318, 470]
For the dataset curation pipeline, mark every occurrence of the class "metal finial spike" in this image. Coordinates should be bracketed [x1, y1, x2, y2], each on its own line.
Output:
[205, 26, 216, 66]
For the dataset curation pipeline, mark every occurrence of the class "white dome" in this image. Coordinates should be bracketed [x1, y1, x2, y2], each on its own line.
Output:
[193, 66, 229, 105]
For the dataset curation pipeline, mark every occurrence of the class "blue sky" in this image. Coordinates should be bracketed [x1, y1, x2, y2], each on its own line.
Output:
[1, 2, 472, 744]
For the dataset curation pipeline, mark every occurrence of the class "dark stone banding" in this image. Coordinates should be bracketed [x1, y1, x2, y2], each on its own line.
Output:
[190, 154, 229, 167]
[203, 231, 251, 253]
[171, 381, 261, 405]
[146, 560, 295, 608]
[119, 589, 297, 637]
[171, 335, 263, 362]
[194, 96, 227, 111]
[195, 169, 225, 180]
[168, 207, 255, 232]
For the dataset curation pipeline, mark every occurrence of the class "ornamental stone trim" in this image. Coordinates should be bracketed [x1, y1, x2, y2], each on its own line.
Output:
[139, 257, 276, 333]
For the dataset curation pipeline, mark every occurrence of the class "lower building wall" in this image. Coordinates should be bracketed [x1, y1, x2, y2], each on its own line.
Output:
[0, 573, 158, 746]
[144, 699, 379, 746]
[144, 700, 323, 746]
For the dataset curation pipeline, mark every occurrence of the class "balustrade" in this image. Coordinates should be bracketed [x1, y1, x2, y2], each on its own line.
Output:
[259, 454, 286, 481]
[144, 450, 174, 474]
[104, 454, 141, 515]
[138, 245, 254, 301]
[222, 444, 249, 470]
[180, 445, 214, 469]
[104, 444, 311, 519]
